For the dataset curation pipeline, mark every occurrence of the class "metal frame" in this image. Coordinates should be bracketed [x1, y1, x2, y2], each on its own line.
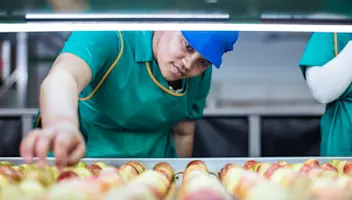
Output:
[15, 32, 28, 108]
[0, 157, 349, 172]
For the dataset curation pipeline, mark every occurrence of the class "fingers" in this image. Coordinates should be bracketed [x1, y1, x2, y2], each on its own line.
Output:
[21, 126, 86, 169]
[20, 130, 41, 163]
[53, 131, 72, 169]
[36, 129, 55, 168]
[67, 142, 86, 166]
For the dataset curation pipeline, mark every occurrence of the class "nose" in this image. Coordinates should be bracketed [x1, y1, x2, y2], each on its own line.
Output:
[182, 58, 192, 71]
[182, 53, 199, 71]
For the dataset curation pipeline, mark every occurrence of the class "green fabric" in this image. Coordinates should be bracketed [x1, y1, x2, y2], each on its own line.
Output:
[34, 31, 211, 158]
[299, 32, 352, 156]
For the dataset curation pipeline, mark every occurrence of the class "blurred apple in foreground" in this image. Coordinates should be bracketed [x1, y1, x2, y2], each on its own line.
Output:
[56, 171, 79, 182]
[0, 161, 12, 167]
[18, 179, 46, 198]
[74, 161, 87, 168]
[24, 170, 56, 187]
[72, 168, 93, 178]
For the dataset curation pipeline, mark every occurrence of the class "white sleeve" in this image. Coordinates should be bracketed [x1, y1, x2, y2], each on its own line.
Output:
[305, 41, 352, 104]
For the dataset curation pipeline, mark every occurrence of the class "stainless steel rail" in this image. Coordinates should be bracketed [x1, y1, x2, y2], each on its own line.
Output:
[0, 157, 349, 172]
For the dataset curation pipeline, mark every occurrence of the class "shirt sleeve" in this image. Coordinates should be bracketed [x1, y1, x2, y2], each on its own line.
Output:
[298, 32, 335, 78]
[186, 67, 212, 120]
[60, 31, 120, 81]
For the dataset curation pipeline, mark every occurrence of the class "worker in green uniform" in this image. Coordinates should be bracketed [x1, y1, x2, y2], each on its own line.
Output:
[20, 31, 239, 168]
[299, 32, 352, 156]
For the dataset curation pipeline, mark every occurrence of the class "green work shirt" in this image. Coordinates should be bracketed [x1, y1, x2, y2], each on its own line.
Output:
[34, 31, 212, 158]
[299, 32, 352, 156]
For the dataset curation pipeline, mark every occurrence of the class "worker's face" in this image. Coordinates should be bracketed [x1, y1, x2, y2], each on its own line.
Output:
[155, 31, 211, 81]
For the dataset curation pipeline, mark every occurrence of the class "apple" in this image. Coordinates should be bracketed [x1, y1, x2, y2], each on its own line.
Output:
[0, 166, 21, 183]
[63, 166, 74, 172]
[48, 179, 104, 199]
[125, 161, 146, 174]
[235, 172, 266, 198]
[241, 181, 288, 200]
[74, 161, 87, 168]
[318, 171, 339, 180]
[0, 174, 9, 187]
[105, 183, 161, 200]
[289, 163, 304, 173]
[329, 160, 348, 173]
[299, 164, 316, 175]
[310, 178, 346, 200]
[95, 168, 126, 192]
[51, 166, 60, 179]
[306, 168, 324, 178]
[304, 159, 319, 167]
[24, 170, 56, 187]
[0, 184, 24, 200]
[87, 164, 102, 176]
[56, 171, 79, 182]
[335, 175, 352, 191]
[219, 163, 242, 180]
[257, 163, 272, 176]
[126, 170, 169, 194]
[307, 168, 338, 180]
[320, 163, 337, 172]
[18, 179, 46, 198]
[25, 163, 41, 171]
[118, 165, 139, 182]
[248, 162, 262, 172]
[276, 161, 288, 166]
[92, 162, 108, 169]
[184, 188, 232, 200]
[44, 183, 91, 200]
[19, 164, 30, 170]
[183, 170, 233, 200]
[72, 168, 93, 178]
[263, 164, 283, 179]
[11, 165, 24, 172]
[0, 161, 12, 167]
[270, 167, 297, 187]
[153, 162, 174, 183]
[343, 162, 352, 175]
[220, 167, 247, 188]
[184, 160, 208, 177]
[186, 160, 206, 169]
[243, 160, 256, 170]
[312, 188, 346, 200]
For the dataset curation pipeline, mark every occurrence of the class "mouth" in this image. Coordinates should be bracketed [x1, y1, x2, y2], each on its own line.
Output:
[172, 64, 186, 78]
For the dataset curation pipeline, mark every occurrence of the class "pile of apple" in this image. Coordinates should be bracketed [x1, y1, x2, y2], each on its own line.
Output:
[1, 159, 352, 200]
[219, 159, 352, 200]
[0, 160, 152, 200]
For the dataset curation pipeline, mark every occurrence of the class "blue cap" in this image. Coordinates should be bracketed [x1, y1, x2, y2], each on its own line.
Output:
[181, 31, 239, 69]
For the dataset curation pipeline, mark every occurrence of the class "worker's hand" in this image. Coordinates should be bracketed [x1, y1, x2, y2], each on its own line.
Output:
[20, 122, 86, 169]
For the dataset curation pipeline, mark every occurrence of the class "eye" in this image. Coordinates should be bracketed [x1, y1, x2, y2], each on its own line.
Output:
[200, 60, 210, 68]
[184, 41, 194, 52]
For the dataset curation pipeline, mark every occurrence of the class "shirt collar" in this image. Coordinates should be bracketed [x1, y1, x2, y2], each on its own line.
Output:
[134, 31, 154, 63]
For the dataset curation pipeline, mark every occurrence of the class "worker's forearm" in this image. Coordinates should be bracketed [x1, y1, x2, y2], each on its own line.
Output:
[173, 134, 193, 157]
[306, 41, 352, 104]
[39, 67, 80, 129]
